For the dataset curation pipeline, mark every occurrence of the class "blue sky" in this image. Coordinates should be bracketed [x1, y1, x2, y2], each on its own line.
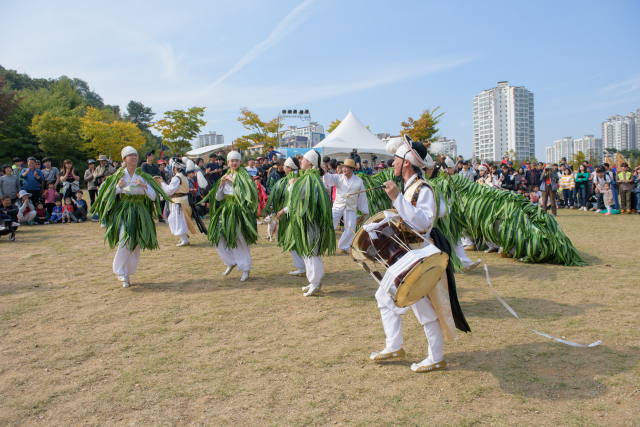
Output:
[2, 0, 639, 159]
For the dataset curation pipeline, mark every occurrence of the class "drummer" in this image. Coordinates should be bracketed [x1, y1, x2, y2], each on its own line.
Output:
[322, 158, 369, 253]
[370, 135, 470, 373]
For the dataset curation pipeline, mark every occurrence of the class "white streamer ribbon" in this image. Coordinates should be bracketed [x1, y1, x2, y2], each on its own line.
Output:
[362, 211, 400, 240]
[483, 264, 602, 348]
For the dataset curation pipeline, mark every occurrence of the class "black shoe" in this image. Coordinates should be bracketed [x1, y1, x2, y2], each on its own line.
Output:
[158, 219, 165, 223]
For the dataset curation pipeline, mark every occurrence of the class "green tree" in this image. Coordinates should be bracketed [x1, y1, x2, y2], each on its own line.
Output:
[235, 107, 282, 150]
[125, 101, 156, 131]
[29, 110, 83, 160]
[400, 107, 444, 143]
[152, 107, 207, 156]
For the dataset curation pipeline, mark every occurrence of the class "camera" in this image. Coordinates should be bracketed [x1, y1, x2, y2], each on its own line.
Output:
[371, 154, 378, 163]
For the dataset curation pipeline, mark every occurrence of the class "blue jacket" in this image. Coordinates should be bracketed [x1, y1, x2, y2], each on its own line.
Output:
[21, 168, 42, 191]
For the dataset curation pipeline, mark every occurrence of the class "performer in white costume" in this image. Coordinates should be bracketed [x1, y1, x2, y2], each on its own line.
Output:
[281, 157, 307, 276]
[207, 151, 258, 282]
[371, 135, 470, 373]
[278, 150, 335, 296]
[159, 159, 199, 247]
[90, 146, 170, 288]
[322, 159, 370, 253]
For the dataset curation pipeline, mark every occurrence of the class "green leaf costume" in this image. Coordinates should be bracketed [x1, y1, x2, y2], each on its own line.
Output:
[355, 169, 585, 266]
[89, 167, 172, 251]
[281, 169, 336, 257]
[201, 167, 259, 249]
[262, 171, 297, 243]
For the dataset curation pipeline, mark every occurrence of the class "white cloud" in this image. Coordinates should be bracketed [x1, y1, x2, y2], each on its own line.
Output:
[600, 74, 640, 94]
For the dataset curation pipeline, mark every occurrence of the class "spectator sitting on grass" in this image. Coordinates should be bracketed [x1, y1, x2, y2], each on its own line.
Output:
[34, 202, 48, 224]
[50, 199, 63, 223]
[61, 197, 78, 223]
[16, 190, 36, 224]
[74, 190, 88, 221]
[602, 183, 615, 216]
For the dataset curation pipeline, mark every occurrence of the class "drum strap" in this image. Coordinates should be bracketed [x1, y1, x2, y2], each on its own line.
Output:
[410, 182, 427, 207]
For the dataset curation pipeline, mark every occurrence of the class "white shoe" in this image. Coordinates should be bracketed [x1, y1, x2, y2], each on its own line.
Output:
[122, 281, 130, 288]
[257, 220, 263, 225]
[222, 265, 236, 276]
[101, 223, 106, 228]
[240, 271, 249, 282]
[12, 222, 20, 228]
[302, 284, 311, 292]
[118, 275, 128, 282]
[289, 269, 306, 276]
[411, 357, 446, 373]
[176, 241, 190, 247]
[304, 283, 322, 297]
[464, 259, 482, 272]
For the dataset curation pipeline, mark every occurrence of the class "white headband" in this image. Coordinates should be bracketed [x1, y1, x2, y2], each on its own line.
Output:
[227, 151, 241, 161]
[303, 150, 320, 169]
[444, 157, 455, 168]
[478, 165, 488, 172]
[388, 137, 433, 169]
[121, 146, 137, 159]
[284, 157, 298, 170]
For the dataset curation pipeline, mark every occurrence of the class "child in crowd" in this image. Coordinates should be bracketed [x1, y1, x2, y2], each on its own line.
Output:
[61, 197, 78, 223]
[530, 192, 540, 206]
[73, 190, 88, 221]
[50, 199, 63, 223]
[603, 183, 614, 215]
[42, 182, 58, 216]
[34, 202, 49, 224]
[533, 186, 542, 200]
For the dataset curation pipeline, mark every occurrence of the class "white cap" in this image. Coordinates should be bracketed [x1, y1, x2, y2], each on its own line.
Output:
[478, 165, 488, 172]
[284, 157, 298, 170]
[444, 157, 455, 168]
[303, 150, 320, 169]
[121, 146, 137, 159]
[386, 136, 433, 169]
[227, 151, 241, 161]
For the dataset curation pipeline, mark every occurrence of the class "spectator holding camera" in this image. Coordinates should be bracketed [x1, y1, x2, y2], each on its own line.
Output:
[349, 149, 361, 166]
[539, 164, 559, 216]
[92, 155, 115, 189]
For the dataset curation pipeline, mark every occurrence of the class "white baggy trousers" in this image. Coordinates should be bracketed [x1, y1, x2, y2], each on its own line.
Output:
[291, 228, 324, 287]
[113, 224, 141, 280]
[216, 227, 252, 272]
[375, 281, 444, 363]
[332, 208, 357, 252]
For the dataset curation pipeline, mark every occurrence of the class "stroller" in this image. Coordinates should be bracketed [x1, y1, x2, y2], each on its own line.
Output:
[0, 215, 18, 242]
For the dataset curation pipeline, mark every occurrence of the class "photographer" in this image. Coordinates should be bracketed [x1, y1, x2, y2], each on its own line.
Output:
[349, 149, 361, 165]
[93, 155, 115, 188]
[539, 164, 559, 216]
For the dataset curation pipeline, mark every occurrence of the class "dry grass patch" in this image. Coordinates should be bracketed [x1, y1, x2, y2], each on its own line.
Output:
[0, 209, 639, 426]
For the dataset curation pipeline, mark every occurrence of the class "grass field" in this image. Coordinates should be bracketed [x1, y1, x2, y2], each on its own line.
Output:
[1, 209, 639, 426]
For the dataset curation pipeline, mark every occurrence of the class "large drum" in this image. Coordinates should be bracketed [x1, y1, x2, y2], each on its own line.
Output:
[351, 210, 449, 307]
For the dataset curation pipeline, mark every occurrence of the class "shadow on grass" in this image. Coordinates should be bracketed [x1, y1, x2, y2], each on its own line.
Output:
[445, 342, 639, 400]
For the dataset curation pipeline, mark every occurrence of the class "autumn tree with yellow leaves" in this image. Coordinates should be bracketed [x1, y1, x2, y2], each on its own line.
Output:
[152, 107, 207, 156]
[235, 107, 283, 150]
[400, 107, 444, 144]
[79, 107, 145, 161]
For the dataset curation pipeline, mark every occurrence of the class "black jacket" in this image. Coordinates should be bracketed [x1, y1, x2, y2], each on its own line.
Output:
[0, 204, 19, 222]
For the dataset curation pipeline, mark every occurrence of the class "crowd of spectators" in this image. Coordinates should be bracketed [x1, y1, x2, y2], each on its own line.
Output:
[449, 155, 640, 217]
[2, 149, 638, 240]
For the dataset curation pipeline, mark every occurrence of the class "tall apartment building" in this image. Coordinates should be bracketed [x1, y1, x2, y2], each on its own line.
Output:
[601, 113, 636, 151]
[573, 135, 603, 163]
[436, 137, 457, 159]
[195, 131, 225, 149]
[637, 109, 640, 150]
[473, 81, 535, 162]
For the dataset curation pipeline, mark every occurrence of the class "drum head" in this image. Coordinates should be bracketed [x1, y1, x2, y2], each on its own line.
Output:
[350, 210, 398, 262]
[395, 252, 449, 307]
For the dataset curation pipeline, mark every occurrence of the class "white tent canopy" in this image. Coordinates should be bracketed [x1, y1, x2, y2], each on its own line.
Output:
[314, 111, 391, 165]
[185, 143, 232, 160]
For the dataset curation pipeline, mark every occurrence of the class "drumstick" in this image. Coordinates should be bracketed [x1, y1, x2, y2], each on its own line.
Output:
[346, 184, 385, 198]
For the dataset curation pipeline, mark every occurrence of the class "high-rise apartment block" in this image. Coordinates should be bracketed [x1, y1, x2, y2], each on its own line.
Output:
[601, 113, 636, 151]
[545, 135, 603, 164]
[195, 131, 225, 149]
[473, 81, 535, 162]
